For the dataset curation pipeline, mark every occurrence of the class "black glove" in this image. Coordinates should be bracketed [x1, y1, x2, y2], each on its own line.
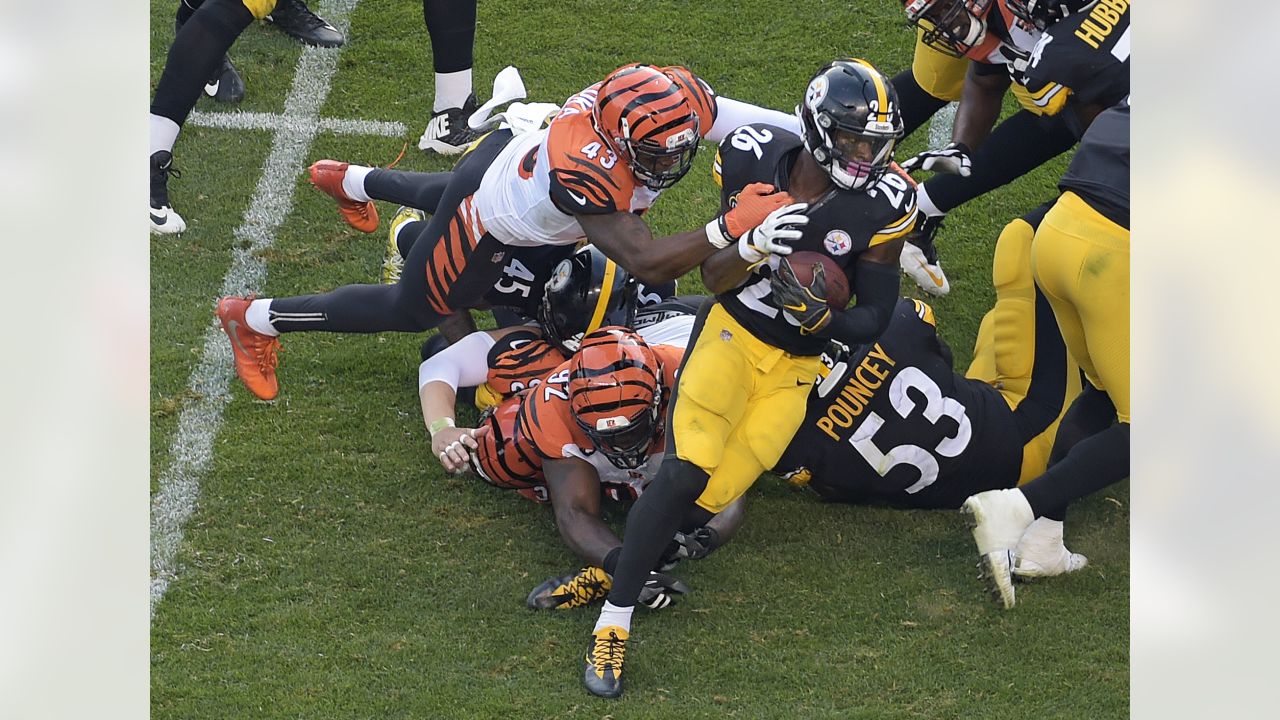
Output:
[771, 256, 832, 335]
[657, 527, 721, 571]
[637, 571, 691, 610]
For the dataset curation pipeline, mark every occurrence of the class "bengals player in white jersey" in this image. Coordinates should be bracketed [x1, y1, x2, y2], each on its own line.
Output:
[214, 63, 801, 402]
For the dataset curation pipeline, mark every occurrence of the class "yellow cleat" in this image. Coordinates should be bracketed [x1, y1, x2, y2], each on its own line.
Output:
[582, 625, 628, 698]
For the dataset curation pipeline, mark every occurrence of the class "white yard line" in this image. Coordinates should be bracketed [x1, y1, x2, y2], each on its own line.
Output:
[190, 110, 407, 138]
[928, 101, 957, 150]
[150, 0, 363, 619]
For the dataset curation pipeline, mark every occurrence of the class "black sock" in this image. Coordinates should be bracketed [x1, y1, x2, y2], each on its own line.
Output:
[1020, 423, 1130, 518]
[422, 0, 476, 73]
[605, 459, 709, 607]
[891, 67, 950, 139]
[365, 168, 453, 214]
[921, 111, 1078, 213]
[175, 0, 207, 27]
[151, 0, 254, 125]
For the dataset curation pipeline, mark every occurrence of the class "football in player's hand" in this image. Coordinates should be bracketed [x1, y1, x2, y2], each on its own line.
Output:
[785, 251, 850, 309]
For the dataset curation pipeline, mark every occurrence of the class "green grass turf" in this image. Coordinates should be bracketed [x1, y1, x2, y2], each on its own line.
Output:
[151, 1, 1128, 716]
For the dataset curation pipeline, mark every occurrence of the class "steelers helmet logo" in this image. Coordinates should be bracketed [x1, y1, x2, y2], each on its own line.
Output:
[805, 75, 829, 111]
[823, 229, 852, 256]
[548, 258, 573, 292]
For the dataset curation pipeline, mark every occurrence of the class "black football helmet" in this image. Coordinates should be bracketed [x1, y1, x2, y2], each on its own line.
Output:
[903, 0, 995, 56]
[537, 245, 638, 355]
[798, 59, 904, 191]
[1006, 0, 1094, 30]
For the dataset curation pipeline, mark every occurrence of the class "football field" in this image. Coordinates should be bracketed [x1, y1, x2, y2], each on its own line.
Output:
[149, 1, 1129, 716]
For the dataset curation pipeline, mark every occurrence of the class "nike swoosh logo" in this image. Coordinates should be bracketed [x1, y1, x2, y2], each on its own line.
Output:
[150, 212, 167, 225]
[226, 319, 253, 359]
[917, 261, 946, 287]
[567, 190, 588, 206]
[205, 79, 219, 97]
[783, 302, 807, 313]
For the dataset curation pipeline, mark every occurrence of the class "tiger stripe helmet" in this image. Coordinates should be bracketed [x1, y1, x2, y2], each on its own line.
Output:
[592, 64, 702, 190]
[567, 327, 663, 469]
[660, 65, 718, 137]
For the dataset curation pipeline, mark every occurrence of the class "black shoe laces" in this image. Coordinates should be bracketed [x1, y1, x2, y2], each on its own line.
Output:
[557, 568, 609, 608]
[591, 630, 625, 670]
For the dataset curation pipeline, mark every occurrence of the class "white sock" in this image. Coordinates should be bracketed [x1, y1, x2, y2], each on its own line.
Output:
[245, 298, 280, 337]
[593, 601, 634, 634]
[341, 164, 374, 203]
[433, 69, 473, 112]
[150, 114, 181, 156]
[916, 184, 945, 218]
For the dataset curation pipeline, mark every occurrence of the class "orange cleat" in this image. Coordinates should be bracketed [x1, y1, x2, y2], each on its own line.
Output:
[216, 296, 281, 400]
[308, 159, 379, 232]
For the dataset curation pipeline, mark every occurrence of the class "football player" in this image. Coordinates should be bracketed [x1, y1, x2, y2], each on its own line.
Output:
[774, 205, 1086, 577]
[215, 63, 801, 401]
[579, 58, 918, 699]
[895, 0, 1129, 296]
[962, 98, 1129, 609]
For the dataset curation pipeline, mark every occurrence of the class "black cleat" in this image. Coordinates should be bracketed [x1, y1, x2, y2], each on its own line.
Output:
[204, 54, 245, 103]
[150, 151, 186, 234]
[418, 94, 483, 155]
[582, 626, 628, 698]
[265, 0, 345, 47]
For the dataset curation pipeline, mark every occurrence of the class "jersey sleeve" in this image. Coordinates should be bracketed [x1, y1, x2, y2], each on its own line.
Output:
[485, 330, 567, 397]
[472, 398, 547, 499]
[868, 172, 920, 247]
[544, 114, 634, 215]
[517, 378, 588, 460]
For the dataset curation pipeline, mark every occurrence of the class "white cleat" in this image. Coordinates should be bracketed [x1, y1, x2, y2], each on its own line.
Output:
[900, 239, 950, 297]
[961, 489, 1034, 609]
[149, 203, 187, 234]
[1013, 517, 1089, 579]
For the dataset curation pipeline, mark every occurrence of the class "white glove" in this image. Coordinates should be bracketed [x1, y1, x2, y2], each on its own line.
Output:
[738, 202, 808, 263]
[901, 142, 973, 177]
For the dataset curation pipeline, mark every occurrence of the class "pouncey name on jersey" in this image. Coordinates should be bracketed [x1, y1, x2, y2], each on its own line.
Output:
[713, 124, 918, 356]
[774, 299, 1021, 509]
[472, 343, 686, 503]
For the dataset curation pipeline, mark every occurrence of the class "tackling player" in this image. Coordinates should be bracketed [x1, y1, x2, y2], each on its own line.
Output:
[962, 98, 1129, 609]
[774, 205, 1086, 578]
[215, 63, 801, 401]
[579, 58, 918, 699]
[894, 0, 1129, 296]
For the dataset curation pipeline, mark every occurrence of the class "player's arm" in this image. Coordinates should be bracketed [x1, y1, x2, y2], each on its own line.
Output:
[951, 61, 1011, 152]
[543, 456, 621, 567]
[820, 238, 907, 345]
[418, 329, 520, 472]
[706, 97, 801, 143]
[578, 211, 718, 286]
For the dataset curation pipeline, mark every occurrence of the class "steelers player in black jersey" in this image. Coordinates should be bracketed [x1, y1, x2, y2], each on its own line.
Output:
[774, 204, 1087, 578]
[896, 0, 1130, 296]
[962, 98, 1129, 609]
[579, 59, 917, 699]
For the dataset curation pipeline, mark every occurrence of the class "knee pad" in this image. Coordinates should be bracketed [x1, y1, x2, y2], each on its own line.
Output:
[989, 218, 1037, 384]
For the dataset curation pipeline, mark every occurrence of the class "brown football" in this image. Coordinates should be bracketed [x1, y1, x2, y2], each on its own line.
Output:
[784, 251, 851, 309]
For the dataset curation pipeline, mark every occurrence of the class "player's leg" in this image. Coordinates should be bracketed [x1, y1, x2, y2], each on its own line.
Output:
[176, 0, 244, 104]
[418, 0, 482, 154]
[894, 29, 967, 138]
[150, 0, 268, 234]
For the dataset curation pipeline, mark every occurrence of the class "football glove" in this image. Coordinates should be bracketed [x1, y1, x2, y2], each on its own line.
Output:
[771, 256, 832, 335]
[637, 571, 691, 610]
[657, 527, 721, 571]
[900, 142, 972, 177]
[705, 182, 797, 249]
[738, 203, 809, 263]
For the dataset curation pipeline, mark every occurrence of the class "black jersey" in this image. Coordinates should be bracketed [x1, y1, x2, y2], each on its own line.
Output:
[773, 299, 1022, 509]
[481, 244, 578, 315]
[1059, 100, 1130, 227]
[712, 124, 917, 356]
[1021, 0, 1130, 133]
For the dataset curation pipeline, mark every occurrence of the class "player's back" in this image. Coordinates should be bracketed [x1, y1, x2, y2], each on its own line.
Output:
[775, 299, 1021, 509]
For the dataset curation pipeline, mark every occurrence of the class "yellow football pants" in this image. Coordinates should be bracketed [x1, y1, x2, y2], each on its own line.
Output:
[912, 29, 968, 102]
[968, 216, 1083, 483]
[672, 304, 821, 514]
[1031, 191, 1131, 422]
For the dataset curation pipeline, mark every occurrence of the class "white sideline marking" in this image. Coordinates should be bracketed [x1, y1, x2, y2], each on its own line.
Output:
[190, 110, 407, 138]
[927, 102, 957, 150]
[150, 0, 362, 619]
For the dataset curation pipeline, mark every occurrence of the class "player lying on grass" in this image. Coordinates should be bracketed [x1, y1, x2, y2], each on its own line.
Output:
[216, 62, 801, 401]
[774, 205, 1086, 579]
[893, 0, 1130, 296]
[578, 58, 918, 699]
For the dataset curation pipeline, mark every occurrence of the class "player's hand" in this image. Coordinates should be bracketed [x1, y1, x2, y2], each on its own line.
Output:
[771, 256, 832, 335]
[900, 142, 972, 177]
[432, 426, 488, 474]
[739, 203, 808, 263]
[637, 571, 691, 610]
[657, 527, 720, 571]
[707, 182, 797, 248]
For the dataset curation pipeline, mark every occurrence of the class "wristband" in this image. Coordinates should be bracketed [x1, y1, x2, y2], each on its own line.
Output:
[737, 230, 766, 263]
[428, 416, 455, 438]
[705, 217, 733, 249]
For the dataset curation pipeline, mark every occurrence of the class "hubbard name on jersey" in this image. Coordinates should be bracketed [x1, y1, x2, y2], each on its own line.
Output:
[774, 299, 1023, 509]
[1021, 0, 1130, 130]
[713, 124, 918, 356]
